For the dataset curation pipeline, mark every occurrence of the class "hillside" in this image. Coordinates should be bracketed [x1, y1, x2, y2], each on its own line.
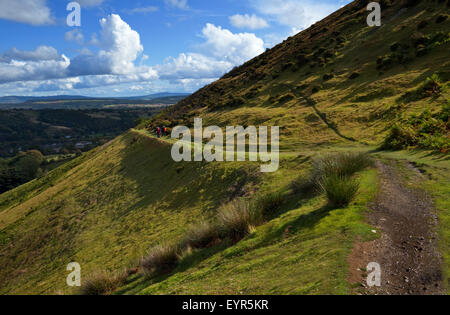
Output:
[147, 0, 449, 151]
[0, 0, 449, 295]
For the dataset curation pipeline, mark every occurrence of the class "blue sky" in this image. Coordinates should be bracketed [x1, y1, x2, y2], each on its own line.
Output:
[0, 0, 350, 97]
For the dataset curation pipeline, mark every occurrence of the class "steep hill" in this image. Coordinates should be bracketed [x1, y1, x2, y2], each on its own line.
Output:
[0, 0, 449, 295]
[146, 0, 449, 151]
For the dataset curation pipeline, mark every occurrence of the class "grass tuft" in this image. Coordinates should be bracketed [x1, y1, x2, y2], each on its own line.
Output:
[182, 221, 220, 249]
[79, 270, 128, 295]
[254, 191, 286, 219]
[318, 174, 360, 207]
[141, 244, 180, 278]
[217, 199, 262, 242]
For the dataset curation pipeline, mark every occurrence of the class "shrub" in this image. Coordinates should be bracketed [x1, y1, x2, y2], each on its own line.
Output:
[79, 270, 128, 295]
[318, 174, 360, 207]
[381, 124, 417, 150]
[182, 221, 219, 249]
[217, 199, 262, 242]
[141, 244, 180, 277]
[381, 103, 450, 152]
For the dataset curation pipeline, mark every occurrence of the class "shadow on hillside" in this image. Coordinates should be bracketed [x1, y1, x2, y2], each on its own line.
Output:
[290, 89, 357, 142]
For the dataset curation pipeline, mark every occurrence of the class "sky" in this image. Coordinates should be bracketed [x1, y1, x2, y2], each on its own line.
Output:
[0, 0, 350, 97]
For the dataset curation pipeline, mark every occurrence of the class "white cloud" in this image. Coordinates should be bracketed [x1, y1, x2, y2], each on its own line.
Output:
[67, 14, 144, 76]
[0, 14, 156, 87]
[0, 55, 70, 84]
[229, 14, 269, 30]
[0, 46, 60, 62]
[126, 6, 159, 15]
[165, 0, 188, 10]
[157, 53, 232, 81]
[0, 0, 53, 25]
[156, 24, 265, 81]
[65, 29, 84, 44]
[200, 23, 265, 65]
[251, 0, 340, 30]
[0, 16, 266, 95]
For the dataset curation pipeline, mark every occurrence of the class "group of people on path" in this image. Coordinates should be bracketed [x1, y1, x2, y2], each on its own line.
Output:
[155, 126, 168, 138]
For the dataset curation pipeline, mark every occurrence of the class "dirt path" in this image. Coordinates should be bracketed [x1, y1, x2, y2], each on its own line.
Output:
[349, 160, 444, 295]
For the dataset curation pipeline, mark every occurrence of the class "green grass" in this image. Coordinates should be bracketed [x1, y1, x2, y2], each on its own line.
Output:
[0, 131, 260, 294]
[319, 175, 360, 207]
[117, 168, 379, 295]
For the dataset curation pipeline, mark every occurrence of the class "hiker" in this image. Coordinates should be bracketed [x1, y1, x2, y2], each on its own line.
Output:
[156, 127, 161, 138]
[163, 126, 168, 137]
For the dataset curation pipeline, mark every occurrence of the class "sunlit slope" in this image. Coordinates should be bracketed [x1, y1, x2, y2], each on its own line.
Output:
[147, 0, 449, 150]
[0, 131, 259, 294]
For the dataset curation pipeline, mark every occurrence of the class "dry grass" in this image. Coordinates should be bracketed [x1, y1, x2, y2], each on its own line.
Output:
[141, 244, 180, 278]
[182, 221, 220, 249]
[217, 199, 262, 242]
[79, 270, 128, 295]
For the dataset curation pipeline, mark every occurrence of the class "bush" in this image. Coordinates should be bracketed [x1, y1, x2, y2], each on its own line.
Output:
[381, 103, 450, 152]
[141, 244, 180, 277]
[182, 221, 219, 249]
[79, 270, 127, 295]
[319, 174, 360, 207]
[381, 124, 417, 150]
[217, 199, 262, 242]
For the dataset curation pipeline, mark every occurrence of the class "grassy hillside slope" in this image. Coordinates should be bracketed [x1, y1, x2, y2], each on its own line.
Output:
[0, 132, 260, 294]
[146, 0, 449, 151]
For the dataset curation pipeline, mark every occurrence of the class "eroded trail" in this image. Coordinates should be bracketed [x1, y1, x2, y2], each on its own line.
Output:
[349, 160, 444, 295]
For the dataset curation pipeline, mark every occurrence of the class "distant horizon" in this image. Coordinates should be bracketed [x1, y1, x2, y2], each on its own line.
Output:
[0, 91, 192, 100]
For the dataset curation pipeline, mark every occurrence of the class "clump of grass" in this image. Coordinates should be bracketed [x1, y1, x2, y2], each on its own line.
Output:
[291, 152, 372, 196]
[318, 175, 360, 207]
[182, 221, 220, 249]
[79, 270, 128, 295]
[290, 153, 372, 206]
[141, 243, 180, 278]
[254, 191, 285, 218]
[311, 152, 373, 180]
[217, 199, 262, 242]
